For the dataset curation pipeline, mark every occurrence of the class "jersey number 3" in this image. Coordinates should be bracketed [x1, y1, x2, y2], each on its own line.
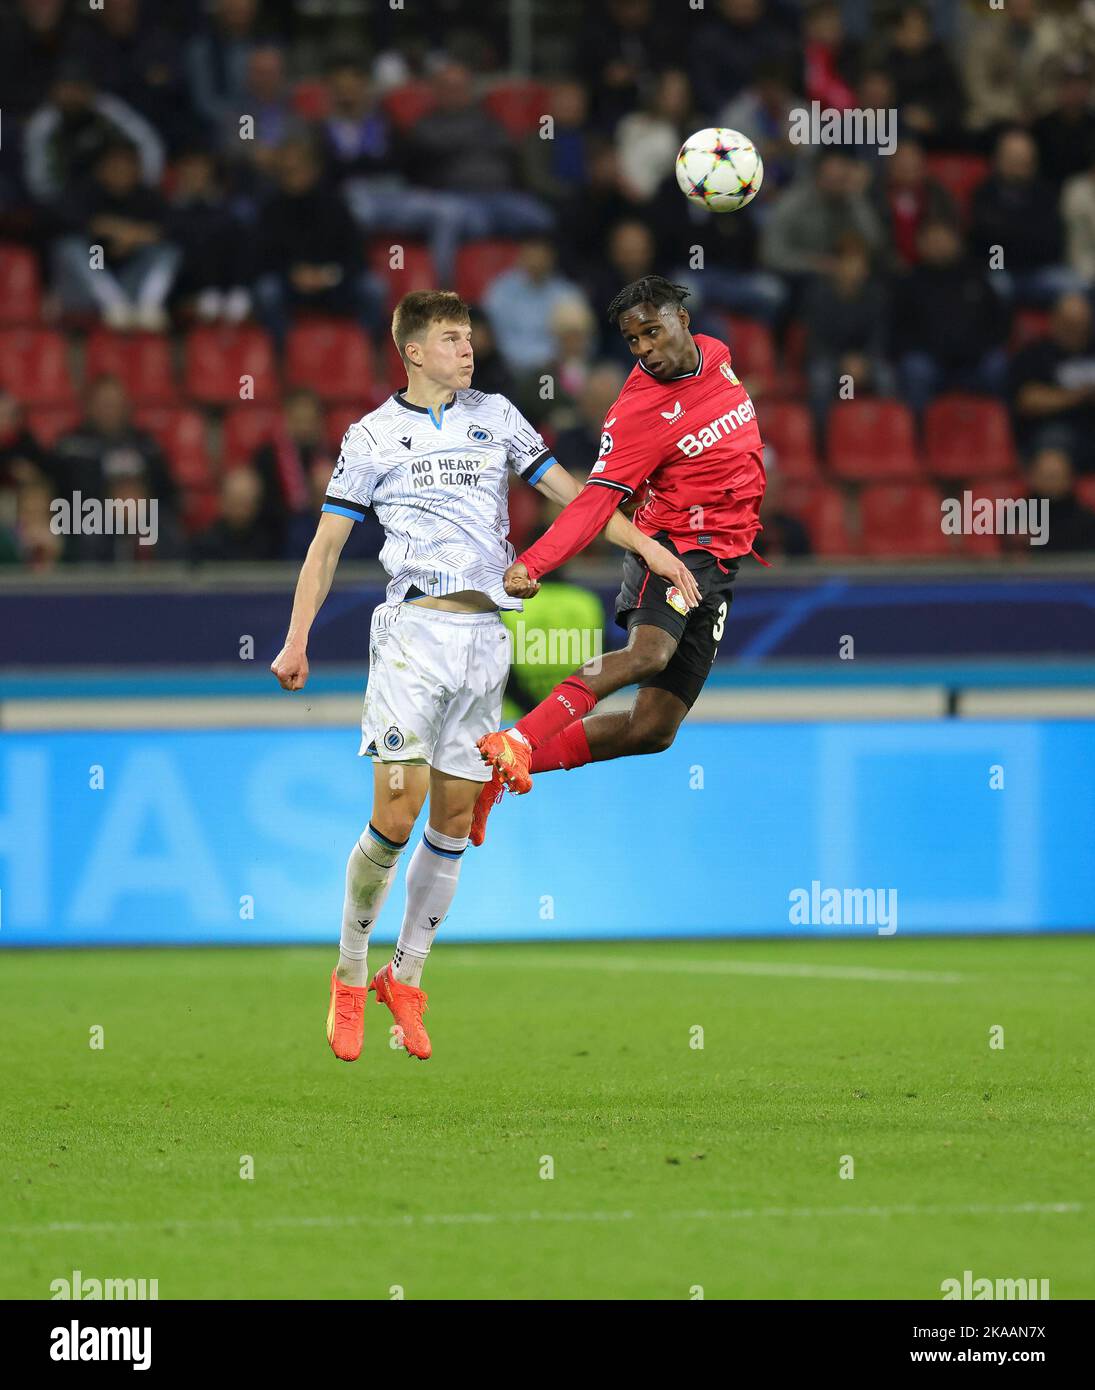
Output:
[712, 601, 728, 643]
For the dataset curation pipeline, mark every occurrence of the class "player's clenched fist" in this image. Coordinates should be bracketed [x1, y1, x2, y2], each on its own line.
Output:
[503, 561, 540, 599]
[271, 642, 309, 690]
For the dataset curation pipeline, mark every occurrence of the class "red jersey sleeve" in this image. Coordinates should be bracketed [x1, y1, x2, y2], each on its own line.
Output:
[518, 403, 649, 581]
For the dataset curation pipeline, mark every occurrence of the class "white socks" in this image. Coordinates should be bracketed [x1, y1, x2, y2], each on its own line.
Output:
[336, 823, 408, 986]
[391, 828, 468, 987]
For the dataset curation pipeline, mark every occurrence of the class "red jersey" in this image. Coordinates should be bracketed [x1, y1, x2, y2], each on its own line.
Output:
[519, 334, 766, 581]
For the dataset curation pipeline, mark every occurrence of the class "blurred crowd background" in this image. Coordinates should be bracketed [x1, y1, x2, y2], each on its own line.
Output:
[2, 0, 1095, 569]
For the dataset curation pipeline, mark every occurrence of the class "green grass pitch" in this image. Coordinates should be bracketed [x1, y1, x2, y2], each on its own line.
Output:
[2, 937, 1092, 1300]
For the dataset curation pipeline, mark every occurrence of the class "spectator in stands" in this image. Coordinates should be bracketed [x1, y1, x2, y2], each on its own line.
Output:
[51, 376, 177, 523]
[191, 467, 280, 562]
[719, 61, 800, 195]
[0, 0, 70, 120]
[688, 0, 797, 119]
[467, 308, 518, 400]
[800, 1, 860, 114]
[168, 147, 251, 323]
[760, 152, 883, 294]
[803, 234, 894, 424]
[592, 219, 660, 364]
[249, 387, 335, 556]
[316, 53, 466, 284]
[221, 43, 302, 190]
[549, 363, 627, 475]
[1032, 56, 1095, 191]
[520, 80, 593, 209]
[481, 237, 583, 379]
[1026, 445, 1095, 551]
[80, 0, 194, 155]
[52, 138, 179, 330]
[252, 136, 383, 351]
[970, 128, 1081, 307]
[22, 54, 164, 206]
[559, 138, 636, 282]
[875, 138, 958, 269]
[883, 2, 964, 149]
[405, 60, 553, 241]
[7, 475, 64, 568]
[962, 0, 1068, 141]
[185, 0, 263, 135]
[578, 0, 677, 131]
[1010, 292, 1095, 472]
[893, 218, 1010, 414]
[755, 460, 811, 560]
[614, 69, 696, 202]
[536, 295, 600, 428]
[0, 392, 51, 563]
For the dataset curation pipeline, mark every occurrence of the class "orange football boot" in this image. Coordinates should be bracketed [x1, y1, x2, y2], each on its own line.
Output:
[368, 963, 431, 1059]
[327, 968, 366, 1061]
[470, 768, 506, 847]
[476, 729, 533, 794]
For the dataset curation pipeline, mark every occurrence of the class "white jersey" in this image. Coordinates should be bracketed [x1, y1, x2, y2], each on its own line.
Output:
[322, 388, 555, 609]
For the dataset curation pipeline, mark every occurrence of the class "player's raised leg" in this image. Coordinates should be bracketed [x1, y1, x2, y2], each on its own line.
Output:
[369, 767, 479, 1059]
[328, 761, 428, 1061]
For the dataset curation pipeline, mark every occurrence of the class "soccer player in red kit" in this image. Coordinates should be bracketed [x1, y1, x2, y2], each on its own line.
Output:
[473, 275, 766, 842]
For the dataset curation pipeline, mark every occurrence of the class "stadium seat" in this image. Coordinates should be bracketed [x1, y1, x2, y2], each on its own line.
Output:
[924, 394, 1017, 480]
[924, 153, 990, 225]
[507, 474, 543, 550]
[0, 328, 77, 406]
[382, 81, 436, 130]
[222, 405, 281, 468]
[826, 399, 921, 481]
[325, 404, 374, 452]
[85, 328, 178, 404]
[483, 79, 552, 138]
[0, 245, 42, 325]
[859, 482, 951, 558]
[958, 476, 1031, 556]
[183, 325, 278, 406]
[455, 239, 522, 305]
[1010, 308, 1051, 352]
[285, 319, 375, 403]
[1075, 476, 1095, 512]
[779, 319, 808, 400]
[367, 239, 438, 312]
[781, 482, 854, 556]
[722, 315, 776, 398]
[291, 80, 329, 120]
[26, 406, 79, 446]
[135, 406, 214, 489]
[761, 401, 821, 480]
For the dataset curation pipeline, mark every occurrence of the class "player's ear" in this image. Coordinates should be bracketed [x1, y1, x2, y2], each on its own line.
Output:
[679, 307, 690, 330]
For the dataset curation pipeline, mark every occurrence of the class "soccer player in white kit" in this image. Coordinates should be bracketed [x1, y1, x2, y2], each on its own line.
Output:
[271, 290, 699, 1062]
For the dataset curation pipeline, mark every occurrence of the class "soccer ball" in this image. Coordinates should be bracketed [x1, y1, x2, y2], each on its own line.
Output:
[675, 128, 763, 213]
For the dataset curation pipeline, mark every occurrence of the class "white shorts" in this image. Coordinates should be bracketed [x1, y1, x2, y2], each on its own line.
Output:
[360, 602, 512, 782]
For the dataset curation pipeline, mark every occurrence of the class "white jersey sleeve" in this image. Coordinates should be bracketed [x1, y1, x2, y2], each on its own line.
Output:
[500, 400, 554, 485]
[322, 420, 382, 522]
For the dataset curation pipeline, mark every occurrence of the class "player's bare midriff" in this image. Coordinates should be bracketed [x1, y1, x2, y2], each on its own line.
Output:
[407, 590, 498, 613]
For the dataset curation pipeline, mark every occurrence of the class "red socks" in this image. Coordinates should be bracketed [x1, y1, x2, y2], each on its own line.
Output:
[516, 675, 598, 750]
[530, 719, 592, 773]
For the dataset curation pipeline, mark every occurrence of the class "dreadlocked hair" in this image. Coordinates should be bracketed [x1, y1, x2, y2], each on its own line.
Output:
[606, 276, 691, 324]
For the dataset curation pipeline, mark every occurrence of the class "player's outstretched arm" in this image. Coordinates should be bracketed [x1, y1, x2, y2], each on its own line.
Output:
[270, 512, 354, 691]
[513, 463, 700, 609]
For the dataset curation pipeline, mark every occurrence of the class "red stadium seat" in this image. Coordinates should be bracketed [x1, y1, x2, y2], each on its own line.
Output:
[26, 406, 80, 446]
[455, 239, 522, 305]
[761, 401, 821, 480]
[367, 239, 439, 311]
[285, 319, 375, 403]
[507, 475, 542, 550]
[184, 325, 278, 405]
[782, 482, 854, 556]
[722, 315, 776, 398]
[483, 79, 552, 138]
[85, 328, 178, 404]
[924, 153, 990, 225]
[135, 406, 214, 489]
[1010, 308, 1051, 352]
[291, 80, 329, 120]
[957, 476, 1031, 556]
[924, 394, 1017, 480]
[222, 405, 281, 467]
[1075, 476, 1095, 512]
[826, 399, 921, 481]
[383, 82, 436, 130]
[859, 482, 951, 558]
[0, 245, 42, 325]
[0, 328, 76, 406]
[325, 404, 372, 452]
[779, 319, 807, 399]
